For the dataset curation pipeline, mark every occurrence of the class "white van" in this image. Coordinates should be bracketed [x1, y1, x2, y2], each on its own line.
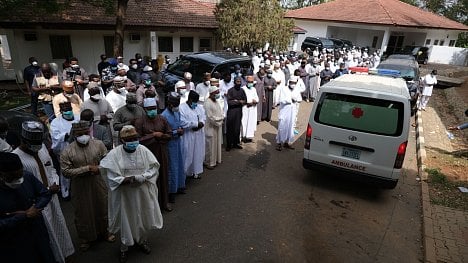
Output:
[303, 74, 411, 189]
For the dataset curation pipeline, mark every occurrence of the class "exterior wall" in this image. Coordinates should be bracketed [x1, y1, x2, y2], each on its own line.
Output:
[428, 46, 467, 66]
[423, 29, 460, 47]
[4, 28, 214, 82]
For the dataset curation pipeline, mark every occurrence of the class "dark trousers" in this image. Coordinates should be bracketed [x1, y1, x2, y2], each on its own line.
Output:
[31, 92, 39, 116]
[226, 107, 242, 148]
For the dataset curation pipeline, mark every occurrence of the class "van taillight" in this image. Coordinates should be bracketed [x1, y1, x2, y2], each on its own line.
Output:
[304, 124, 313, 150]
[394, 141, 407, 169]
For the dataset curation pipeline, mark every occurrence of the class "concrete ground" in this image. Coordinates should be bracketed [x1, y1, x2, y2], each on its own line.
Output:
[62, 101, 423, 263]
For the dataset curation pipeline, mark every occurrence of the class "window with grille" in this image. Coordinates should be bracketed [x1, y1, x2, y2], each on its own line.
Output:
[180, 37, 194, 52]
[199, 38, 212, 51]
[158, 37, 173, 52]
[49, 35, 73, 59]
[104, 36, 114, 57]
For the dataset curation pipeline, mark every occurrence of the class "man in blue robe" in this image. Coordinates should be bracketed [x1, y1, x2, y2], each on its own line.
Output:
[161, 92, 185, 203]
[0, 152, 55, 263]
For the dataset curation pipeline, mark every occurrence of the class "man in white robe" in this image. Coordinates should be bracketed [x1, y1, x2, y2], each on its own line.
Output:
[175, 72, 195, 104]
[241, 75, 259, 142]
[272, 63, 285, 106]
[99, 125, 163, 262]
[50, 101, 79, 199]
[195, 72, 211, 106]
[220, 72, 234, 118]
[276, 77, 301, 151]
[13, 121, 75, 263]
[419, 70, 438, 111]
[204, 83, 224, 169]
[179, 91, 206, 179]
[105, 76, 128, 112]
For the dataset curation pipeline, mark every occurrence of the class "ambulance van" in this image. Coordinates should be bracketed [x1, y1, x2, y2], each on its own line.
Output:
[303, 73, 411, 189]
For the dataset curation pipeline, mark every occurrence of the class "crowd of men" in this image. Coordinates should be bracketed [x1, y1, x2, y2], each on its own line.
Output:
[1, 46, 380, 262]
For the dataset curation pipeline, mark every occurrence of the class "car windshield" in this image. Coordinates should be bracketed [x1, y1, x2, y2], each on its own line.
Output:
[321, 39, 334, 47]
[378, 64, 416, 79]
[167, 59, 192, 77]
[315, 93, 404, 136]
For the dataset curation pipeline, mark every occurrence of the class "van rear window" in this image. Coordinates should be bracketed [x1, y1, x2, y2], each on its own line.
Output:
[314, 93, 404, 136]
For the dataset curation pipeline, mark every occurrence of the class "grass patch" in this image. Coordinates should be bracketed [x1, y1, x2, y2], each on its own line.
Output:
[0, 92, 30, 111]
[426, 167, 468, 211]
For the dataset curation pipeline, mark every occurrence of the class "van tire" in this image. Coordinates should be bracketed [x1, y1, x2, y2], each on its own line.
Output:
[383, 180, 398, 189]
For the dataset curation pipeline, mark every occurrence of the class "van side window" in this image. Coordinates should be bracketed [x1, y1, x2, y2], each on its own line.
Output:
[314, 93, 404, 136]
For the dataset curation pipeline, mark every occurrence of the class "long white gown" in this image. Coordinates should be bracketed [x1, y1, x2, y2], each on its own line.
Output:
[241, 85, 259, 139]
[13, 145, 75, 263]
[204, 98, 224, 167]
[179, 102, 206, 176]
[276, 86, 301, 144]
[99, 145, 163, 247]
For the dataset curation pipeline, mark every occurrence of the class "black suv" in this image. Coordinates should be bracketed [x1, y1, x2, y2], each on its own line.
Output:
[161, 52, 253, 89]
[301, 37, 334, 52]
[377, 58, 420, 115]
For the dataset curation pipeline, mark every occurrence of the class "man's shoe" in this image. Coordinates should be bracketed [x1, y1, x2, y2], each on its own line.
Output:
[163, 204, 173, 212]
[177, 188, 186, 194]
[284, 143, 295, 150]
[234, 144, 243, 149]
[120, 251, 128, 263]
[276, 144, 282, 151]
[193, 174, 202, 179]
[206, 165, 215, 170]
[226, 147, 231, 152]
[138, 243, 151, 254]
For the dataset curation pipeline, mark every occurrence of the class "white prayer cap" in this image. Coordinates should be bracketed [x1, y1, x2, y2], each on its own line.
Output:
[209, 85, 219, 93]
[175, 81, 186, 89]
[117, 64, 127, 72]
[143, 65, 153, 72]
[241, 52, 248, 56]
[184, 72, 192, 80]
[117, 56, 123, 59]
[143, 98, 157, 108]
[289, 76, 299, 83]
[114, 75, 127, 82]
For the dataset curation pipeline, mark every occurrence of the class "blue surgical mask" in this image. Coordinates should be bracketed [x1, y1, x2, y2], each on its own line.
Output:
[146, 109, 157, 118]
[145, 80, 152, 86]
[124, 141, 139, 151]
[191, 102, 198, 109]
[247, 83, 254, 88]
[62, 111, 74, 120]
[215, 94, 221, 99]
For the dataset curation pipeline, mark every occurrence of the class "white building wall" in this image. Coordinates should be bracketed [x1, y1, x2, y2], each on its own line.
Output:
[5, 29, 214, 82]
[424, 29, 459, 46]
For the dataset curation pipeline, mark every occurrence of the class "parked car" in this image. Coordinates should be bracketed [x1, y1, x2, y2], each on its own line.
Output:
[301, 37, 335, 52]
[161, 52, 252, 90]
[387, 54, 416, 61]
[384, 46, 429, 64]
[329, 38, 344, 49]
[340, 39, 354, 49]
[377, 58, 420, 115]
[303, 74, 411, 189]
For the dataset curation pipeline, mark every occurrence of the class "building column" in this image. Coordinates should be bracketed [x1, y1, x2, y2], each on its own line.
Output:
[150, 31, 157, 59]
[380, 27, 391, 56]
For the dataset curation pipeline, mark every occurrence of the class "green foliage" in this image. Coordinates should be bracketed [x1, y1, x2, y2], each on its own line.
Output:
[215, 0, 294, 51]
[426, 168, 448, 184]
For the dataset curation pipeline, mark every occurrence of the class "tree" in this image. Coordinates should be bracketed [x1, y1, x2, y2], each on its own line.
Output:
[215, 0, 294, 52]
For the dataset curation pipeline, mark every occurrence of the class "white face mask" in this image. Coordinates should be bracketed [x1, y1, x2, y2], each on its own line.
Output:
[76, 134, 90, 145]
[289, 84, 296, 89]
[91, 94, 101, 100]
[119, 87, 127, 93]
[131, 64, 138, 70]
[179, 89, 187, 95]
[5, 177, 24, 189]
[65, 93, 74, 98]
[204, 80, 210, 86]
[32, 61, 38, 66]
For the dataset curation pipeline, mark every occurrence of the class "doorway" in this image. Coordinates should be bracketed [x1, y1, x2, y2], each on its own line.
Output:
[387, 35, 405, 54]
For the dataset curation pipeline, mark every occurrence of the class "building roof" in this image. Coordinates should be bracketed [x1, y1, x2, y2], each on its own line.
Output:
[285, 0, 468, 31]
[0, 0, 218, 30]
[292, 26, 307, 34]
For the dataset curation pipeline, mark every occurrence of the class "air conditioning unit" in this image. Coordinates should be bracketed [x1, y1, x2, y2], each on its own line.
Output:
[129, 33, 141, 42]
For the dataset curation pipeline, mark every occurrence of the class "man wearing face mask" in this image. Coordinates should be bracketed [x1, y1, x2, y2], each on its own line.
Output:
[50, 101, 79, 199]
[0, 116, 12, 152]
[97, 54, 109, 77]
[113, 92, 144, 129]
[60, 121, 111, 251]
[220, 72, 234, 119]
[80, 109, 113, 150]
[231, 64, 243, 84]
[101, 58, 119, 95]
[23, 57, 41, 116]
[272, 62, 285, 107]
[204, 84, 224, 170]
[241, 75, 259, 143]
[12, 121, 75, 263]
[32, 63, 61, 122]
[226, 76, 247, 151]
[0, 152, 56, 263]
[62, 57, 88, 99]
[136, 73, 157, 107]
[135, 98, 172, 212]
[276, 76, 301, 151]
[179, 91, 205, 179]
[52, 80, 82, 118]
[254, 68, 266, 124]
[116, 56, 129, 72]
[135, 53, 145, 69]
[175, 72, 195, 104]
[99, 125, 163, 262]
[127, 59, 142, 85]
[320, 63, 334, 86]
[262, 69, 277, 122]
[106, 75, 129, 112]
[84, 74, 105, 101]
[82, 86, 114, 126]
[161, 93, 185, 203]
[195, 72, 212, 106]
